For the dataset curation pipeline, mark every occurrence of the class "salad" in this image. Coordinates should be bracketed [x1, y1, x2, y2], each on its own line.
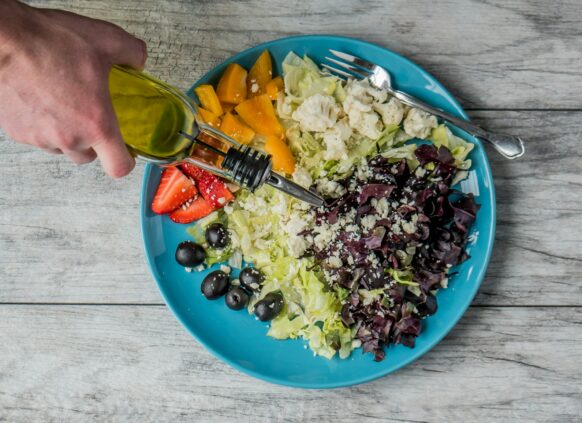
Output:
[151, 50, 479, 361]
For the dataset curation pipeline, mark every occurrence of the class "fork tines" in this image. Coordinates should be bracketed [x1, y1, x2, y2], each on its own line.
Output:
[323, 49, 378, 80]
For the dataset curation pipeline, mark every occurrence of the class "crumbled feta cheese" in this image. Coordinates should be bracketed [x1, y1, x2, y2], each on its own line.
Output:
[401, 220, 417, 234]
[345, 224, 359, 232]
[327, 256, 342, 268]
[392, 221, 402, 235]
[373, 197, 390, 218]
[316, 178, 346, 198]
[240, 195, 268, 215]
[287, 236, 308, 258]
[231, 278, 240, 286]
[219, 264, 231, 274]
[292, 93, 340, 132]
[403, 108, 438, 139]
[361, 215, 378, 231]
[373, 97, 405, 126]
[415, 166, 427, 178]
[355, 158, 373, 181]
[250, 82, 259, 93]
[313, 226, 335, 250]
[284, 215, 308, 236]
[292, 167, 313, 189]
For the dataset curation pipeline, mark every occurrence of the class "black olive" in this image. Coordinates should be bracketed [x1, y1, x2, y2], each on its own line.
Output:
[201, 270, 229, 300]
[239, 267, 265, 292]
[205, 223, 229, 249]
[225, 286, 250, 310]
[253, 292, 284, 321]
[175, 241, 206, 267]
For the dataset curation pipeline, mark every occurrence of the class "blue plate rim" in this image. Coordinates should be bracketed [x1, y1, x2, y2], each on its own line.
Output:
[139, 34, 497, 389]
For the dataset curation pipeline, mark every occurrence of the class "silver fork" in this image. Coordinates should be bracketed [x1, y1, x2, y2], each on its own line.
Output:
[323, 50, 525, 160]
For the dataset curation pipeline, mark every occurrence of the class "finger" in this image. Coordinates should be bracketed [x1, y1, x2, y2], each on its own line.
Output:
[65, 148, 98, 165]
[93, 137, 135, 178]
[102, 26, 147, 70]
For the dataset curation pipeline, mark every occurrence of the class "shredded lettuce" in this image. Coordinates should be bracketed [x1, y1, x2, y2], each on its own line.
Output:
[430, 124, 474, 170]
[282, 52, 339, 103]
[214, 52, 477, 361]
[222, 180, 355, 359]
[187, 211, 232, 265]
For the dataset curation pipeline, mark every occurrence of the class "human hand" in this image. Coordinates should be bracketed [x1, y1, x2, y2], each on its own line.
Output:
[0, 0, 147, 178]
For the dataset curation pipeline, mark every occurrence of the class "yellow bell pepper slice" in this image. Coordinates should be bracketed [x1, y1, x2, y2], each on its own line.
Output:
[234, 94, 284, 138]
[194, 84, 223, 115]
[197, 107, 221, 128]
[265, 76, 284, 100]
[216, 63, 248, 104]
[265, 136, 296, 174]
[247, 50, 273, 97]
[220, 113, 255, 145]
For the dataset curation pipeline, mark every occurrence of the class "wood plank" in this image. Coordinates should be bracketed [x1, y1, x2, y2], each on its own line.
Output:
[25, 0, 582, 109]
[0, 305, 580, 422]
[2, 111, 581, 305]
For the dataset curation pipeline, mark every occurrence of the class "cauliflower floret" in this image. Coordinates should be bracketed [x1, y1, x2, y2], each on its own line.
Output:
[343, 80, 383, 139]
[360, 112, 382, 139]
[321, 129, 348, 161]
[292, 167, 313, 188]
[343, 80, 373, 112]
[403, 108, 438, 139]
[365, 84, 388, 103]
[345, 79, 387, 104]
[292, 93, 340, 132]
[314, 117, 352, 161]
[373, 97, 405, 126]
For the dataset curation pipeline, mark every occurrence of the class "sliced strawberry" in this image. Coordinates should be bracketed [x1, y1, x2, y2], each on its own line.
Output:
[180, 163, 206, 180]
[169, 196, 216, 224]
[180, 164, 234, 208]
[151, 167, 197, 214]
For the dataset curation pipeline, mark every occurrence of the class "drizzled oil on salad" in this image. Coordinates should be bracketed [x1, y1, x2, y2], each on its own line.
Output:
[151, 50, 479, 361]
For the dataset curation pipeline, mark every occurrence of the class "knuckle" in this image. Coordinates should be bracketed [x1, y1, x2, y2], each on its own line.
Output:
[58, 132, 81, 151]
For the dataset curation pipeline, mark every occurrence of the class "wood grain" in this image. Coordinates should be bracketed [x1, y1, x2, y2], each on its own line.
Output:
[26, 0, 582, 109]
[2, 112, 581, 305]
[0, 305, 580, 422]
[2, 1, 581, 421]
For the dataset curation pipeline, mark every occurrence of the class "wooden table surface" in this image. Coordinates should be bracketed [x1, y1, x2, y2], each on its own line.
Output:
[2, 1, 581, 421]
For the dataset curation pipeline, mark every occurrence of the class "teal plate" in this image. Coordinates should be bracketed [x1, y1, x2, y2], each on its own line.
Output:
[140, 35, 496, 388]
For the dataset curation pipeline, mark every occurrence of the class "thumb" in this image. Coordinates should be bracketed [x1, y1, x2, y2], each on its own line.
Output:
[101, 25, 148, 70]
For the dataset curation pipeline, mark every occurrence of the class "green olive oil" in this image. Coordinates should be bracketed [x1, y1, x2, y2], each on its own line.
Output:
[108, 66, 196, 158]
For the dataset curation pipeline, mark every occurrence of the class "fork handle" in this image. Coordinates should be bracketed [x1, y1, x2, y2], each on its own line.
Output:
[389, 88, 525, 159]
